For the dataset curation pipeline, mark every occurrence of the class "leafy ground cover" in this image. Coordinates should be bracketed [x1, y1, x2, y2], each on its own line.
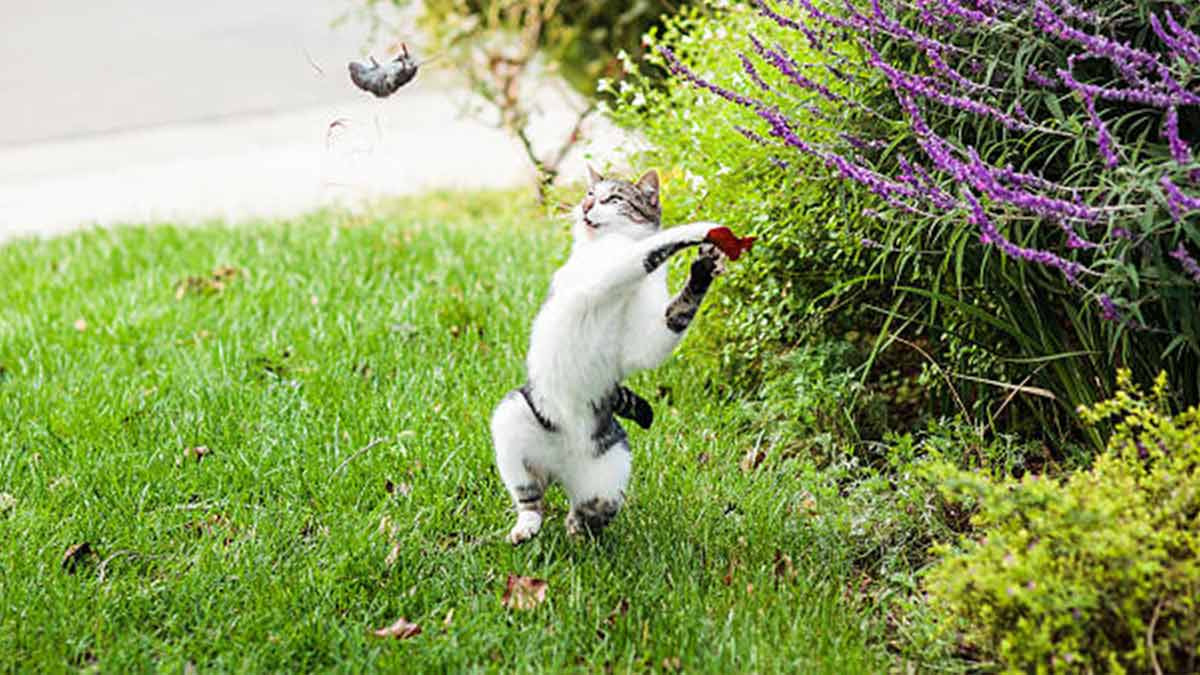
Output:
[0, 192, 891, 672]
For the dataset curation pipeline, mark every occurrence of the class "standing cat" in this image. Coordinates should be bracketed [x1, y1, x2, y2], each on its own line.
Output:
[490, 167, 753, 544]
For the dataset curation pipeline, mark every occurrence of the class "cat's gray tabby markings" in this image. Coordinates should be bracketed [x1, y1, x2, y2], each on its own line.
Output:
[666, 246, 722, 333]
[568, 496, 622, 533]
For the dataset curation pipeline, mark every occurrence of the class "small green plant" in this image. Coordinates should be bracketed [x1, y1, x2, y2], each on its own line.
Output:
[925, 370, 1200, 673]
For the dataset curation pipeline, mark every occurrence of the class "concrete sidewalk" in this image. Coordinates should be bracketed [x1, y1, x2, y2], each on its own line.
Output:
[0, 0, 624, 242]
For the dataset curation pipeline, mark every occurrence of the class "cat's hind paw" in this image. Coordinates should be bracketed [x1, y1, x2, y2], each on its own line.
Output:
[508, 511, 543, 545]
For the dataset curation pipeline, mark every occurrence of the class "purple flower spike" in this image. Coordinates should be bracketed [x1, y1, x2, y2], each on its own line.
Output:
[1034, 1, 1161, 80]
[1161, 175, 1200, 221]
[1165, 9, 1200, 56]
[1098, 294, 1120, 321]
[658, 46, 760, 109]
[1151, 14, 1200, 66]
[964, 190, 1085, 283]
[1163, 107, 1193, 165]
[739, 53, 773, 92]
[1025, 65, 1058, 89]
[1080, 91, 1120, 169]
[1170, 244, 1200, 282]
[935, 0, 993, 25]
[867, 44, 1033, 132]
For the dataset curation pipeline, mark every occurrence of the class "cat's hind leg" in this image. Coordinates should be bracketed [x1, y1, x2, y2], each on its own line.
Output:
[491, 388, 554, 545]
[563, 418, 631, 537]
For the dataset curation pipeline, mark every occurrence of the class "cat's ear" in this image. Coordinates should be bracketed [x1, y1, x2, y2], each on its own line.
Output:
[587, 165, 603, 187]
[636, 169, 660, 202]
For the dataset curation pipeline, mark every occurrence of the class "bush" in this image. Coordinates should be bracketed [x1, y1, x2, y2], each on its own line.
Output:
[619, 0, 1200, 444]
[924, 370, 1200, 672]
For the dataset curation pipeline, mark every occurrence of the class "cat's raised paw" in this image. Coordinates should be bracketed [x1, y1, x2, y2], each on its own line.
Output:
[697, 244, 728, 277]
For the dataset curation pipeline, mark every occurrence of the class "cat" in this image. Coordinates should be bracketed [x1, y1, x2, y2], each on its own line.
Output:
[490, 167, 751, 544]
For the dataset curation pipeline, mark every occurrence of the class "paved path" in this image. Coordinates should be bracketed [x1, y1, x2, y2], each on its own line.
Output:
[0, 0, 621, 241]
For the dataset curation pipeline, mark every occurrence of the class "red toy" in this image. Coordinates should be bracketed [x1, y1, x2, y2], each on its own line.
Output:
[705, 226, 756, 261]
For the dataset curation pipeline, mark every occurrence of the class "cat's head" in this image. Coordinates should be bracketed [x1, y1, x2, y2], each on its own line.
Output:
[574, 167, 661, 242]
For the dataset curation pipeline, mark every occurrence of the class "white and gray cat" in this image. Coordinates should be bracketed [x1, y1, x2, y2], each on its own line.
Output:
[490, 167, 753, 544]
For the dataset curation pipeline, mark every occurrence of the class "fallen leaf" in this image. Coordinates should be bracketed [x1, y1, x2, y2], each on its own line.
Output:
[502, 573, 548, 610]
[606, 598, 630, 625]
[696, 452, 710, 465]
[739, 449, 766, 473]
[73, 318, 88, 332]
[175, 265, 242, 299]
[773, 549, 796, 581]
[183, 446, 210, 463]
[371, 617, 421, 640]
[396, 482, 412, 497]
[443, 608, 454, 628]
[661, 656, 682, 672]
[0, 492, 15, 514]
[62, 542, 95, 572]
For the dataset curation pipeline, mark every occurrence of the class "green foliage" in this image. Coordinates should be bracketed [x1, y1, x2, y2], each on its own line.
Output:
[925, 371, 1200, 673]
[417, 0, 687, 97]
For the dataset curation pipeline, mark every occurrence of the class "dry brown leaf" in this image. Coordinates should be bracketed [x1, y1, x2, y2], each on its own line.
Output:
[371, 617, 422, 640]
[696, 452, 710, 465]
[62, 542, 95, 572]
[73, 318, 88, 332]
[175, 266, 241, 299]
[606, 598, 630, 625]
[773, 549, 796, 581]
[183, 446, 210, 463]
[502, 573, 548, 610]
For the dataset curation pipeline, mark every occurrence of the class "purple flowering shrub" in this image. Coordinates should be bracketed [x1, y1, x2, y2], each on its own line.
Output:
[644, 0, 1200, 431]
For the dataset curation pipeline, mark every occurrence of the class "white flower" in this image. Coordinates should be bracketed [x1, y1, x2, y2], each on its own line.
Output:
[596, 78, 611, 93]
[617, 49, 635, 74]
[631, 92, 647, 108]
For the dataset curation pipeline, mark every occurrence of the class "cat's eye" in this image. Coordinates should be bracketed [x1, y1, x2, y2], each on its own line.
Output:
[601, 195, 621, 204]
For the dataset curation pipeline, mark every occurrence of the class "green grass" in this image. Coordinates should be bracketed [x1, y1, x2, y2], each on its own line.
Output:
[0, 192, 886, 672]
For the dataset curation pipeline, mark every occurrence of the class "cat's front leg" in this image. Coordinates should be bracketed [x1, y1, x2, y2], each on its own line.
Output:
[622, 245, 726, 372]
[665, 244, 725, 333]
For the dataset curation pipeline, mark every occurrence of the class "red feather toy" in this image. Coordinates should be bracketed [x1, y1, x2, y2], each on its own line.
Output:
[704, 227, 756, 260]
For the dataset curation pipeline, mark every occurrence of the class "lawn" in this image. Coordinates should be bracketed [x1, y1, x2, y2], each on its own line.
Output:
[0, 192, 885, 672]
